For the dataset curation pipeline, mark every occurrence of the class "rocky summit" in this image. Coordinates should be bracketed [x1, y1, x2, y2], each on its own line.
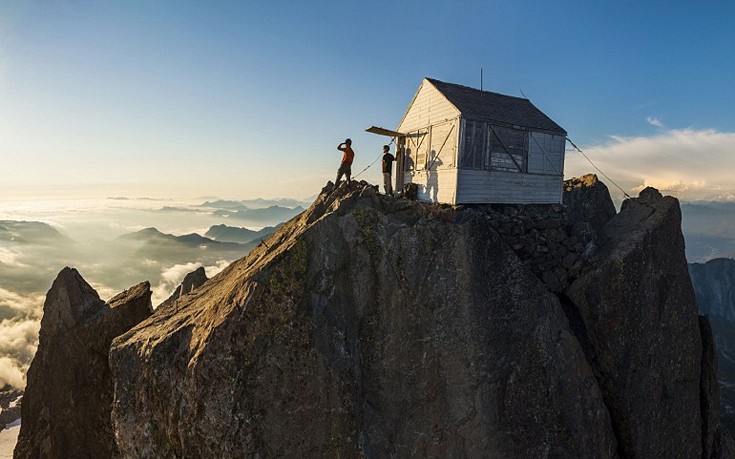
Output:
[16, 177, 735, 458]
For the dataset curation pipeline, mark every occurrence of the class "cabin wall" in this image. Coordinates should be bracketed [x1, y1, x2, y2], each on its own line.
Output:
[399, 121, 459, 203]
[403, 168, 459, 204]
[455, 169, 563, 204]
[527, 132, 566, 175]
[397, 81, 461, 204]
[397, 81, 460, 133]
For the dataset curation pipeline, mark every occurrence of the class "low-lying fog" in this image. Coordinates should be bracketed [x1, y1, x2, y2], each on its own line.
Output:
[0, 195, 308, 390]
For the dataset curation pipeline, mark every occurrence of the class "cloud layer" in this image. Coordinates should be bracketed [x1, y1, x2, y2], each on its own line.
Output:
[565, 128, 735, 201]
[0, 256, 233, 389]
[0, 289, 43, 389]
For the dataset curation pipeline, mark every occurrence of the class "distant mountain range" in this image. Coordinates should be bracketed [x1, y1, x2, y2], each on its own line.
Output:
[199, 200, 249, 210]
[200, 198, 310, 210]
[681, 202, 735, 261]
[116, 226, 283, 266]
[151, 201, 307, 224]
[119, 227, 246, 253]
[205, 223, 282, 244]
[212, 205, 305, 223]
[0, 219, 286, 296]
[0, 220, 68, 243]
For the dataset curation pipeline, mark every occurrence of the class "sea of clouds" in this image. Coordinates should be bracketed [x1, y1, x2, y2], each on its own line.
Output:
[0, 289, 43, 388]
[0, 196, 298, 389]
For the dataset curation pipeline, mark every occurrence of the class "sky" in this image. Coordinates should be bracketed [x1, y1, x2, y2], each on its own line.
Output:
[1, 1, 735, 201]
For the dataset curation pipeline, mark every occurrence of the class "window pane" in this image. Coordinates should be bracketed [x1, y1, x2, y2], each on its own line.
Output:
[461, 120, 486, 170]
[489, 125, 527, 172]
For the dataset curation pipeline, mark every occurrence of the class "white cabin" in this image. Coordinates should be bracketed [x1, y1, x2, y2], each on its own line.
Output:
[370, 78, 567, 204]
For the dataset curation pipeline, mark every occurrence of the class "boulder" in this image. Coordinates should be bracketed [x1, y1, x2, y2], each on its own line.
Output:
[563, 174, 617, 237]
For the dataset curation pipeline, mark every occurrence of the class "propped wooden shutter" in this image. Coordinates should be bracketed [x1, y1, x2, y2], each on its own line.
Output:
[410, 128, 429, 171]
[427, 120, 456, 170]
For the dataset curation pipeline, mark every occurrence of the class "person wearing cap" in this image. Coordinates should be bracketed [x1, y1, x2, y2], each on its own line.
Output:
[381, 145, 395, 195]
[335, 138, 354, 186]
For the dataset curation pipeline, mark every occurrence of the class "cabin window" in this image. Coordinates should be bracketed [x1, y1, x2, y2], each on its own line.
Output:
[488, 125, 527, 173]
[460, 120, 527, 173]
[460, 120, 486, 169]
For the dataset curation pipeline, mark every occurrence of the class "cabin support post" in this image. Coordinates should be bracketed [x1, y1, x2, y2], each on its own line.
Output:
[395, 136, 406, 193]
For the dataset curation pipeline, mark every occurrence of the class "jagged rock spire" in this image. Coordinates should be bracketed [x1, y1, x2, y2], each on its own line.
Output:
[15, 269, 153, 459]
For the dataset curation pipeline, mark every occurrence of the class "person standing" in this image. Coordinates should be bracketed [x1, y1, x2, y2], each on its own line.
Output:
[381, 145, 395, 195]
[336, 138, 354, 186]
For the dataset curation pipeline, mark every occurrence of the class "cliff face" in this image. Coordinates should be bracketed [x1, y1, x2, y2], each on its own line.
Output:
[103, 178, 729, 458]
[566, 187, 705, 458]
[690, 258, 735, 435]
[14, 268, 152, 459]
[690, 259, 735, 322]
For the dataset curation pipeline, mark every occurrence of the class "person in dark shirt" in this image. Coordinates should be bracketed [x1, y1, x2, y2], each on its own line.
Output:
[336, 138, 354, 186]
[381, 145, 395, 195]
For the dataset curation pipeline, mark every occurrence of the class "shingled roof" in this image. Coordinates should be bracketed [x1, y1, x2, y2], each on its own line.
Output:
[426, 78, 566, 134]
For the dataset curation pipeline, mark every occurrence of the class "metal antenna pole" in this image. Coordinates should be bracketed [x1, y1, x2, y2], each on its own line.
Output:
[480, 68, 483, 90]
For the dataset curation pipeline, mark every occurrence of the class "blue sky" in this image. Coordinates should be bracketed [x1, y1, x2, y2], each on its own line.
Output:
[1, 1, 734, 200]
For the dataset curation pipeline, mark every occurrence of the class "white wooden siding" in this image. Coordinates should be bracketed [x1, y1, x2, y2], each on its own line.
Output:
[527, 132, 565, 175]
[404, 169, 458, 205]
[397, 80, 460, 133]
[456, 169, 563, 204]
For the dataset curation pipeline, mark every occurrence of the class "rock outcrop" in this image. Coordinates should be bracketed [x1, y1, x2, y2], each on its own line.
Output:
[565, 187, 707, 457]
[14, 268, 152, 459]
[158, 266, 208, 308]
[563, 173, 617, 236]
[104, 178, 730, 457]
